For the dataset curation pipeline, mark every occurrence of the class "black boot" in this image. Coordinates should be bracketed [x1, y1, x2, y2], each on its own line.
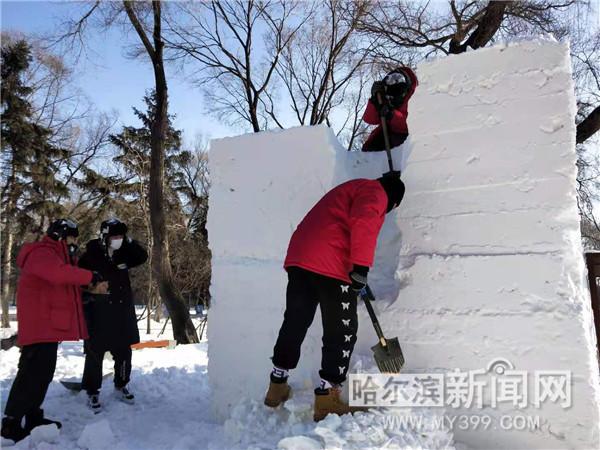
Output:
[1, 416, 29, 442]
[24, 409, 62, 433]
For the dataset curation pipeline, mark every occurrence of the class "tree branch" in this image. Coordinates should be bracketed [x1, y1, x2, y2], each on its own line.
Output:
[577, 105, 600, 144]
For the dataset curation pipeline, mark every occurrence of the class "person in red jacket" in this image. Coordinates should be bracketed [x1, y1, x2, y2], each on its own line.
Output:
[1, 219, 106, 443]
[264, 172, 405, 421]
[362, 67, 418, 152]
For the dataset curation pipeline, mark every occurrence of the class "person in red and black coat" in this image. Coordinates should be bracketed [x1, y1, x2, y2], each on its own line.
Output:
[1, 219, 105, 443]
[78, 218, 147, 413]
[264, 172, 405, 421]
[362, 67, 418, 152]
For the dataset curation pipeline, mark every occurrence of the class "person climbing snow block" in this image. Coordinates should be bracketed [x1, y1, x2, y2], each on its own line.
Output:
[362, 67, 419, 152]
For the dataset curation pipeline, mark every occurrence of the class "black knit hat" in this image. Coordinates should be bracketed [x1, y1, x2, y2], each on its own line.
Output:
[47, 219, 79, 241]
[378, 171, 405, 212]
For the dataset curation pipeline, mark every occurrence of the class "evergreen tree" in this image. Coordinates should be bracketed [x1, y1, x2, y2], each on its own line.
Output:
[0, 39, 69, 327]
[98, 92, 210, 332]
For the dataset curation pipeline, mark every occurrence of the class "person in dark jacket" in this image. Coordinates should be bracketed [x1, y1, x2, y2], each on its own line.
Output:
[78, 218, 148, 413]
[362, 67, 418, 152]
[1, 219, 105, 443]
[264, 172, 405, 421]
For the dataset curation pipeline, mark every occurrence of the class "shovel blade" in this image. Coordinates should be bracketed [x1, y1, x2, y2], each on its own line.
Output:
[371, 337, 404, 374]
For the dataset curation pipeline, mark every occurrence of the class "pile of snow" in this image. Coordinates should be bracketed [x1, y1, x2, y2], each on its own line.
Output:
[225, 398, 454, 449]
[77, 420, 115, 450]
[207, 38, 600, 449]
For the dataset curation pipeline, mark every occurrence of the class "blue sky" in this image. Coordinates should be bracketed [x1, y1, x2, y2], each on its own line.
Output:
[2, 1, 599, 148]
[1, 1, 237, 145]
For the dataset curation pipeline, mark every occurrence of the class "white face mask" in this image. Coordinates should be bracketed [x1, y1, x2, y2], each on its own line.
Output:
[110, 238, 123, 250]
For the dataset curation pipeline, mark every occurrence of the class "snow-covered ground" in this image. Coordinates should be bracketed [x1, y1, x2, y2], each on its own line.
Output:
[1, 313, 455, 450]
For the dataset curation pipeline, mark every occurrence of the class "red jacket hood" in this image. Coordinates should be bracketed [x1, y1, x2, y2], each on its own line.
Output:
[17, 236, 65, 269]
[399, 67, 418, 103]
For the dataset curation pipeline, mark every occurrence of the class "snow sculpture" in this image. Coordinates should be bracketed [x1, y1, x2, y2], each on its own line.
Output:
[208, 38, 600, 449]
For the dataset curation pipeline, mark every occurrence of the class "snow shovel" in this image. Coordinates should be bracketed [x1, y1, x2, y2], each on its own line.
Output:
[359, 285, 404, 373]
[60, 372, 113, 392]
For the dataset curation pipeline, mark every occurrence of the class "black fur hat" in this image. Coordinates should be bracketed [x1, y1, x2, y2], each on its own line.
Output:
[378, 171, 405, 212]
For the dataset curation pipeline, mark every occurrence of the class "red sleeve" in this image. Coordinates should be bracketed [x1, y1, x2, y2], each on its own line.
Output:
[349, 185, 387, 267]
[25, 248, 93, 286]
[362, 100, 380, 125]
[388, 107, 408, 133]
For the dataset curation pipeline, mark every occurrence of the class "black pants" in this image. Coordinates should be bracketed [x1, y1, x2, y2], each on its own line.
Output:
[81, 341, 132, 395]
[272, 267, 358, 385]
[4, 343, 58, 420]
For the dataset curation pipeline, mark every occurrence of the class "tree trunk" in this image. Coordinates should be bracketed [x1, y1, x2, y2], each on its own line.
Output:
[1, 163, 18, 328]
[124, 0, 198, 344]
[449, 1, 508, 54]
[1, 227, 14, 328]
[463, 1, 508, 50]
[146, 275, 152, 335]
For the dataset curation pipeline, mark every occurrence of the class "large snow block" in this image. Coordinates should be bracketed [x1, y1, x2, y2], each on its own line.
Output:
[209, 260, 324, 415]
[207, 125, 338, 261]
[207, 39, 600, 450]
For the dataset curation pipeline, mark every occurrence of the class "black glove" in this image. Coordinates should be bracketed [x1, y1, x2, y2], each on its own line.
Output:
[90, 271, 104, 285]
[371, 81, 389, 112]
[371, 82, 395, 120]
[380, 102, 394, 120]
[349, 265, 369, 292]
[390, 90, 407, 109]
[371, 81, 386, 103]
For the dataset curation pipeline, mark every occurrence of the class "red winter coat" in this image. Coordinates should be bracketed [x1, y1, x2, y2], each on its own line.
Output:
[362, 67, 419, 151]
[16, 236, 93, 346]
[284, 179, 388, 283]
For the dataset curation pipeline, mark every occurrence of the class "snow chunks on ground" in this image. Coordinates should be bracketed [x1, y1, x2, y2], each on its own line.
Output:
[223, 394, 454, 450]
[77, 420, 115, 450]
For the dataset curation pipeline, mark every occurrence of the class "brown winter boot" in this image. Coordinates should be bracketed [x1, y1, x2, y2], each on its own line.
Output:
[313, 386, 369, 422]
[264, 381, 292, 407]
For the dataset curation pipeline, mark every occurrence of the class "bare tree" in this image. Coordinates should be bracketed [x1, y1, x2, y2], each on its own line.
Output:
[54, 0, 198, 343]
[54, 1, 199, 343]
[0, 33, 107, 327]
[164, 0, 307, 132]
[358, 1, 575, 57]
[337, 69, 370, 151]
[122, 0, 198, 343]
[267, 0, 371, 147]
[574, 28, 600, 144]
[175, 137, 210, 233]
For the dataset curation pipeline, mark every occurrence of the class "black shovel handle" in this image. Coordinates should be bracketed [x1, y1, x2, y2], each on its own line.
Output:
[376, 92, 395, 173]
[360, 285, 387, 344]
